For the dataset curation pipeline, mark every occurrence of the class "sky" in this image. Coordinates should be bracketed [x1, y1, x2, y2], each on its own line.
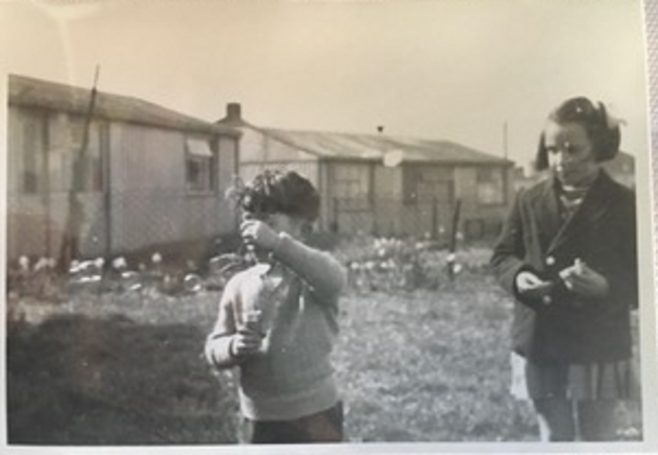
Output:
[0, 0, 650, 171]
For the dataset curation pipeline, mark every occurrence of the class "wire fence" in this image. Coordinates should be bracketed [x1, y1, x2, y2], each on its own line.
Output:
[329, 197, 505, 243]
[7, 192, 506, 261]
[6, 188, 237, 266]
[6, 190, 506, 300]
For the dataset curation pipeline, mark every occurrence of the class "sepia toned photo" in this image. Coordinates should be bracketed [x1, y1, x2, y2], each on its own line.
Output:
[1, 0, 657, 452]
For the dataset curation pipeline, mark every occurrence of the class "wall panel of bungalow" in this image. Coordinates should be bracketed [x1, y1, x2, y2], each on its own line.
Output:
[7, 108, 108, 259]
[109, 123, 237, 254]
[110, 123, 185, 252]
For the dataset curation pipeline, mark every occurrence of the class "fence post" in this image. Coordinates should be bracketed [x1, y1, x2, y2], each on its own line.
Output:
[331, 197, 339, 233]
[448, 198, 462, 281]
[431, 196, 438, 240]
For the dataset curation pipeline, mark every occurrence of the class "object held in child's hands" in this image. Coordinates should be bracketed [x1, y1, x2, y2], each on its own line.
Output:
[240, 265, 289, 354]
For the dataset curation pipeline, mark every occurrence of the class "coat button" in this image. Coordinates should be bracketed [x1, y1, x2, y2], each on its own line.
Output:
[542, 295, 552, 305]
[546, 256, 556, 266]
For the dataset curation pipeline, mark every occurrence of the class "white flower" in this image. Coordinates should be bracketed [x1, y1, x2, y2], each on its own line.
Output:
[69, 259, 80, 273]
[112, 257, 127, 270]
[184, 273, 203, 293]
[94, 257, 105, 269]
[151, 252, 162, 264]
[34, 257, 50, 271]
[18, 256, 29, 270]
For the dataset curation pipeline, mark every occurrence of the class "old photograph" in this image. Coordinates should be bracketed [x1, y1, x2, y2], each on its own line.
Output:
[1, 0, 657, 451]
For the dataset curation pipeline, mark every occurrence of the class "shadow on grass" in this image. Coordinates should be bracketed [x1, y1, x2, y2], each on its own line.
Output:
[7, 313, 238, 445]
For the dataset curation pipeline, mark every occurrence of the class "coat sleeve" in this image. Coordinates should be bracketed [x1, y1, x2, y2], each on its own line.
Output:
[204, 276, 241, 369]
[490, 190, 538, 306]
[608, 190, 639, 309]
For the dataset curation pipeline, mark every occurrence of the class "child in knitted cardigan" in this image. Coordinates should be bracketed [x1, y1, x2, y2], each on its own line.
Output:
[205, 170, 347, 444]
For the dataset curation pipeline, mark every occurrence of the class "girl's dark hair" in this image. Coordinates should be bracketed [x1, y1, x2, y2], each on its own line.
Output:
[239, 170, 320, 221]
[535, 97, 621, 171]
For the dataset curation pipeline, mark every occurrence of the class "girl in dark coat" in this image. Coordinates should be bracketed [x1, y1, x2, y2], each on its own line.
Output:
[491, 97, 638, 441]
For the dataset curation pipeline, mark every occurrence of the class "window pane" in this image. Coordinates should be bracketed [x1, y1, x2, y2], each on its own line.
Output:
[185, 136, 215, 192]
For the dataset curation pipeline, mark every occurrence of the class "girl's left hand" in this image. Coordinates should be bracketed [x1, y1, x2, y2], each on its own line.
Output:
[241, 219, 279, 251]
[559, 259, 609, 299]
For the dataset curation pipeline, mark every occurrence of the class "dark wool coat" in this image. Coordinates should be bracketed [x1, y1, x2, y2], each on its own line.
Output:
[491, 170, 638, 364]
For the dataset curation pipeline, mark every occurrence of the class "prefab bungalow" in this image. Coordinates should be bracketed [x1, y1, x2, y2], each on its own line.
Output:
[7, 75, 240, 263]
[217, 103, 514, 240]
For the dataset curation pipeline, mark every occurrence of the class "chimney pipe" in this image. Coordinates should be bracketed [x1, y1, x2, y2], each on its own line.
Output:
[226, 103, 242, 122]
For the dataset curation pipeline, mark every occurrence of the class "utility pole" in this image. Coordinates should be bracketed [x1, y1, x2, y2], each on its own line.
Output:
[58, 65, 100, 270]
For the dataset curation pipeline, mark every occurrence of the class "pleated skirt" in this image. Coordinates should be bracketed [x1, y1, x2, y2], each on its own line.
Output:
[510, 352, 638, 401]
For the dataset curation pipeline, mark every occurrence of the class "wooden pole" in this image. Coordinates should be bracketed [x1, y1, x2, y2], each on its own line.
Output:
[449, 198, 462, 253]
[58, 66, 100, 270]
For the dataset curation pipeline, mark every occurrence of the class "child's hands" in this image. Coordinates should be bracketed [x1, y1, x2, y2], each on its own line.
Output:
[230, 329, 263, 358]
[559, 258, 609, 299]
[516, 271, 554, 299]
[241, 219, 280, 251]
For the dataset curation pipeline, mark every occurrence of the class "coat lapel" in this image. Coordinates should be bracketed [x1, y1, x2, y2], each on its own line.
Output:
[546, 170, 614, 254]
[528, 176, 563, 252]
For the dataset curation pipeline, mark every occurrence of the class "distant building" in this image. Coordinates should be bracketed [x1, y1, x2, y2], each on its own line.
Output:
[217, 103, 514, 240]
[7, 75, 241, 262]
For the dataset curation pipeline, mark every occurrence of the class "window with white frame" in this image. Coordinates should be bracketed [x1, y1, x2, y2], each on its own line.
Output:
[185, 137, 216, 192]
[477, 167, 505, 205]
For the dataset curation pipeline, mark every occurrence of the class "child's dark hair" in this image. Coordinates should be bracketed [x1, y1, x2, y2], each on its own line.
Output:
[239, 170, 320, 221]
[535, 97, 621, 171]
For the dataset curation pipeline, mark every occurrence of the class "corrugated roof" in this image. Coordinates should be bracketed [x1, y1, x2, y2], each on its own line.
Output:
[260, 128, 511, 165]
[9, 74, 240, 137]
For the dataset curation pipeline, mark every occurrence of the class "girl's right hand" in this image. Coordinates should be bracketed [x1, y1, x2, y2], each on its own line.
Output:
[230, 329, 263, 358]
[515, 271, 554, 299]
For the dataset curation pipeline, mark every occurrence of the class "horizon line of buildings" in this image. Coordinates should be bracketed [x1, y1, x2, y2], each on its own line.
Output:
[6, 74, 635, 262]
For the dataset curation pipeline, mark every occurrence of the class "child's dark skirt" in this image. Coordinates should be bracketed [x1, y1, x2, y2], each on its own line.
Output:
[240, 401, 343, 444]
[510, 352, 637, 400]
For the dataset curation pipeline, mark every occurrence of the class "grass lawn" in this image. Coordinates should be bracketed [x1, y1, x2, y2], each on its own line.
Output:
[334, 276, 537, 442]
[5, 249, 640, 444]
